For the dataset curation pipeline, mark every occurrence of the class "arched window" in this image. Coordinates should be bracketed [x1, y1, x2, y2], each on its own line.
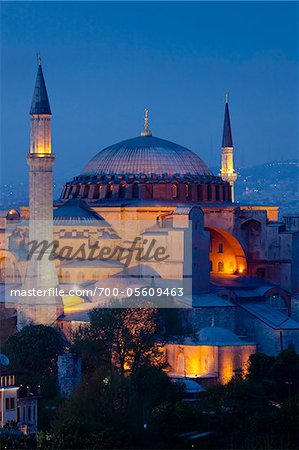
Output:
[222, 185, 226, 201]
[60, 186, 67, 199]
[185, 183, 192, 201]
[105, 183, 113, 198]
[68, 185, 73, 197]
[119, 183, 126, 199]
[145, 183, 153, 199]
[93, 184, 100, 199]
[172, 183, 178, 199]
[215, 185, 220, 201]
[210, 260, 213, 272]
[73, 184, 80, 197]
[218, 243, 223, 253]
[197, 184, 203, 201]
[132, 182, 139, 199]
[218, 261, 224, 272]
[207, 184, 212, 201]
[82, 185, 90, 198]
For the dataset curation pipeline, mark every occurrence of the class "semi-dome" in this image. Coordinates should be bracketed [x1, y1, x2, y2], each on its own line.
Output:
[80, 135, 212, 178]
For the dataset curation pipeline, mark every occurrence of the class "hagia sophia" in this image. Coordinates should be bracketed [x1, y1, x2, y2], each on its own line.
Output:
[1, 60, 299, 386]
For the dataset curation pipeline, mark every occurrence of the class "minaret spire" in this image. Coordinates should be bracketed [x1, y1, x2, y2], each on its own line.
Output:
[222, 93, 233, 148]
[219, 94, 237, 202]
[140, 108, 152, 137]
[19, 59, 63, 328]
[30, 57, 51, 116]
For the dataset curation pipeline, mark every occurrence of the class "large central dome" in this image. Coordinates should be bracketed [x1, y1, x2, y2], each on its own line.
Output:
[80, 135, 212, 178]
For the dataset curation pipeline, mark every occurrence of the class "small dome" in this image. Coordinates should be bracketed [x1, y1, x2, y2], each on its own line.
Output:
[80, 135, 212, 178]
[197, 327, 243, 346]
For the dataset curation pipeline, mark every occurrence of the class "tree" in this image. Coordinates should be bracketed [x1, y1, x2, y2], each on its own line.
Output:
[0, 424, 37, 449]
[246, 352, 276, 382]
[3, 324, 66, 376]
[73, 306, 165, 378]
[269, 349, 299, 399]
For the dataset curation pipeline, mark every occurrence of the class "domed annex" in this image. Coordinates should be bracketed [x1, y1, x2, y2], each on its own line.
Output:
[61, 112, 231, 203]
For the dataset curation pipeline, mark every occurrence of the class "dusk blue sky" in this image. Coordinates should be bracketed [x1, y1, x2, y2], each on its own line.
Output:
[1, 1, 298, 185]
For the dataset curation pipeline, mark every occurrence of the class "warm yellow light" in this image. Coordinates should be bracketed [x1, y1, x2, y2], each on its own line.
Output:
[62, 295, 85, 310]
[35, 146, 51, 154]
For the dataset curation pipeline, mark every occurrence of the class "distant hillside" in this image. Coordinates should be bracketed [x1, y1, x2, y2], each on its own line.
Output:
[235, 160, 299, 215]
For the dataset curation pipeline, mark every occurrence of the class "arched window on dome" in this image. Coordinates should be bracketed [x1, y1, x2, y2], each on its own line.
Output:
[67, 185, 73, 198]
[82, 184, 90, 199]
[207, 184, 212, 201]
[215, 185, 220, 201]
[60, 185, 67, 199]
[132, 182, 139, 199]
[145, 183, 153, 199]
[218, 261, 224, 272]
[105, 183, 113, 199]
[74, 184, 81, 197]
[172, 183, 178, 199]
[197, 184, 203, 202]
[93, 184, 100, 199]
[185, 183, 192, 201]
[119, 183, 126, 199]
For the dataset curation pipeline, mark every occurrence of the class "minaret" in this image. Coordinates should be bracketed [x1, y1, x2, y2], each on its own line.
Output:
[19, 57, 63, 328]
[219, 94, 237, 202]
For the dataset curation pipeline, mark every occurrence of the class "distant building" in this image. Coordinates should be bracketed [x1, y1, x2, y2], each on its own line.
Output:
[0, 368, 39, 434]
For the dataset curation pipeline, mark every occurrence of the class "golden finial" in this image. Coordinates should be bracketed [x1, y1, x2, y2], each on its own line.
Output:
[225, 92, 229, 104]
[140, 108, 152, 137]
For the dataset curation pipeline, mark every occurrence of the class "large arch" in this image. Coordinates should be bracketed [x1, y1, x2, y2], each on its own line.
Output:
[207, 227, 247, 275]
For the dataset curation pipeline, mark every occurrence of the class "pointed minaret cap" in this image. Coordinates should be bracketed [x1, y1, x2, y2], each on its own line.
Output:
[222, 93, 233, 148]
[30, 55, 51, 115]
[140, 108, 152, 137]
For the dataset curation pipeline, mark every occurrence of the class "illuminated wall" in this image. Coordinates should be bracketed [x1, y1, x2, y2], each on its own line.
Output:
[166, 342, 256, 384]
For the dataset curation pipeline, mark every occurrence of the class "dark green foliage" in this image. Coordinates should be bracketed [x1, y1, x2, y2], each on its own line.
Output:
[39, 366, 181, 449]
[0, 429, 37, 449]
[3, 324, 66, 376]
[247, 352, 276, 381]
